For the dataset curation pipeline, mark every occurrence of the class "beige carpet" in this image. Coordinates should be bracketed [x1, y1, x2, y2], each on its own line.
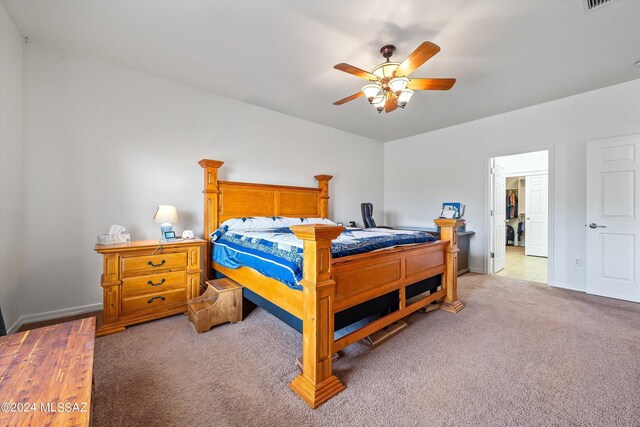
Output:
[93, 274, 640, 426]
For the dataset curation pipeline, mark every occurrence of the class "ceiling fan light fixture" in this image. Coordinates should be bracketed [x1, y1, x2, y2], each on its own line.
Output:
[389, 77, 409, 95]
[397, 89, 414, 108]
[332, 41, 455, 113]
[373, 95, 386, 113]
[371, 61, 399, 79]
[362, 84, 383, 103]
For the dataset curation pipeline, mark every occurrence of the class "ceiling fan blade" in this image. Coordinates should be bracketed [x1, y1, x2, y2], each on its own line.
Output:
[384, 94, 398, 113]
[408, 78, 456, 91]
[334, 63, 378, 81]
[394, 42, 441, 77]
[333, 92, 364, 105]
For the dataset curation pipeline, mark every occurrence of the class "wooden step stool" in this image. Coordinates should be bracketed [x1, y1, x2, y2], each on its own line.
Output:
[188, 278, 243, 333]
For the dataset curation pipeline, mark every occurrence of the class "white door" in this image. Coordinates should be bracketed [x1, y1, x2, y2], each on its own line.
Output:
[586, 134, 640, 302]
[525, 174, 548, 257]
[492, 158, 506, 273]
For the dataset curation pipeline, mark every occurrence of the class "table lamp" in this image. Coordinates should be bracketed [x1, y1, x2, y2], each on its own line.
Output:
[153, 205, 178, 238]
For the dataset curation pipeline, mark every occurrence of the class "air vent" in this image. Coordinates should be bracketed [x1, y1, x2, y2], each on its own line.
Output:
[584, 0, 615, 12]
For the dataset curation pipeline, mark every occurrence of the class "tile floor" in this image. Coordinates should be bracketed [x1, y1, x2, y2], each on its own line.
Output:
[495, 246, 548, 283]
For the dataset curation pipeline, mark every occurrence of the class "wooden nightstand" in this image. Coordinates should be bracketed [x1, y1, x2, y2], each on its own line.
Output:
[94, 239, 205, 336]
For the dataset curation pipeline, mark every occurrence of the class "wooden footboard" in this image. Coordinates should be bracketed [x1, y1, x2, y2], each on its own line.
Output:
[289, 219, 463, 408]
[199, 159, 465, 409]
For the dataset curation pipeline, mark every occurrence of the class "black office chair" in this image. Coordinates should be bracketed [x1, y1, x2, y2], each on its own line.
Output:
[361, 203, 393, 229]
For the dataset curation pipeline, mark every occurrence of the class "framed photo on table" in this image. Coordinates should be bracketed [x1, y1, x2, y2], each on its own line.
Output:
[440, 202, 465, 219]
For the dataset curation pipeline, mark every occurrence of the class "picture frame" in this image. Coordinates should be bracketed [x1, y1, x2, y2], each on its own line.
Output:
[441, 202, 465, 219]
[439, 208, 457, 219]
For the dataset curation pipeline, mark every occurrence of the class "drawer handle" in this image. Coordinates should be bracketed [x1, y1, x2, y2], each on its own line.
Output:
[147, 278, 166, 287]
[147, 260, 166, 267]
[147, 296, 166, 304]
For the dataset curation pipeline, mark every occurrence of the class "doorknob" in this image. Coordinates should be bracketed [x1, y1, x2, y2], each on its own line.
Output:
[588, 223, 606, 229]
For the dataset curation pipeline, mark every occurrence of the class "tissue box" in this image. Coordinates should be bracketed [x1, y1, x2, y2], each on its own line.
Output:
[97, 233, 131, 245]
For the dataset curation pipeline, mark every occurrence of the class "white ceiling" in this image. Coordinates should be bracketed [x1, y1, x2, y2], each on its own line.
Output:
[4, 0, 640, 142]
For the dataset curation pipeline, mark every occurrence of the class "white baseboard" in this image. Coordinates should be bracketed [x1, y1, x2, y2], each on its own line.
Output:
[550, 282, 586, 293]
[7, 302, 102, 334]
[469, 268, 485, 274]
[6, 318, 22, 335]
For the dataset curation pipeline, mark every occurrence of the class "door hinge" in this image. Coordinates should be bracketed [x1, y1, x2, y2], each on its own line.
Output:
[490, 252, 495, 258]
[490, 209, 494, 216]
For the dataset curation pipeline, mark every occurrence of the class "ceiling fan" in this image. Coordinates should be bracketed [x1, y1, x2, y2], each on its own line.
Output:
[333, 41, 456, 113]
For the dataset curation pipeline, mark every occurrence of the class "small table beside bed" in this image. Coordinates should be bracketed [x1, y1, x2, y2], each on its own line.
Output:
[199, 159, 465, 408]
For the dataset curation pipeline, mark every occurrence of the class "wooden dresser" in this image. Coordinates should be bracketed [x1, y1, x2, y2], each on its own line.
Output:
[0, 318, 95, 427]
[94, 239, 205, 336]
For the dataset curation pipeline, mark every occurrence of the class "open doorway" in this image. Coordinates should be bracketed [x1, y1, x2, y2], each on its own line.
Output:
[489, 150, 549, 283]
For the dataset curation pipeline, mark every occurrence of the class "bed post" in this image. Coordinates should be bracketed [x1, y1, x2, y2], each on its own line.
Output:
[199, 159, 224, 281]
[289, 224, 345, 409]
[433, 218, 465, 313]
[314, 175, 332, 218]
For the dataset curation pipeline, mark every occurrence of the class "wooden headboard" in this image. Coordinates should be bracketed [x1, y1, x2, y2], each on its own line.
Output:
[199, 158, 332, 243]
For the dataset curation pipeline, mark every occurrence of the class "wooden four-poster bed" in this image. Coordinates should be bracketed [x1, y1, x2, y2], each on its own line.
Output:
[199, 159, 464, 408]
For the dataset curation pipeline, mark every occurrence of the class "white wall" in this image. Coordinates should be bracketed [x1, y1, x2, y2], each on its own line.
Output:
[385, 78, 640, 291]
[0, 3, 23, 332]
[21, 42, 383, 319]
[501, 150, 548, 176]
[14, 36, 640, 321]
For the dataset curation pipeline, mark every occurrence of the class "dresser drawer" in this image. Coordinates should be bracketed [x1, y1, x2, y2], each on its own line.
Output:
[121, 289, 187, 316]
[122, 252, 187, 276]
[122, 271, 187, 297]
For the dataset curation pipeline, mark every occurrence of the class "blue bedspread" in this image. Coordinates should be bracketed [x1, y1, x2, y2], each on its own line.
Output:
[212, 226, 436, 290]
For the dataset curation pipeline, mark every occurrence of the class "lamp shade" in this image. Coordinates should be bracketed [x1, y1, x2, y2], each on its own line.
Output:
[397, 89, 414, 107]
[373, 95, 386, 112]
[389, 77, 409, 94]
[362, 84, 383, 102]
[154, 205, 178, 224]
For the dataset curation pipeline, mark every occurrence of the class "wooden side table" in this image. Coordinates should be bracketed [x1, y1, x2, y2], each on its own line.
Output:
[455, 230, 476, 275]
[94, 239, 205, 336]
